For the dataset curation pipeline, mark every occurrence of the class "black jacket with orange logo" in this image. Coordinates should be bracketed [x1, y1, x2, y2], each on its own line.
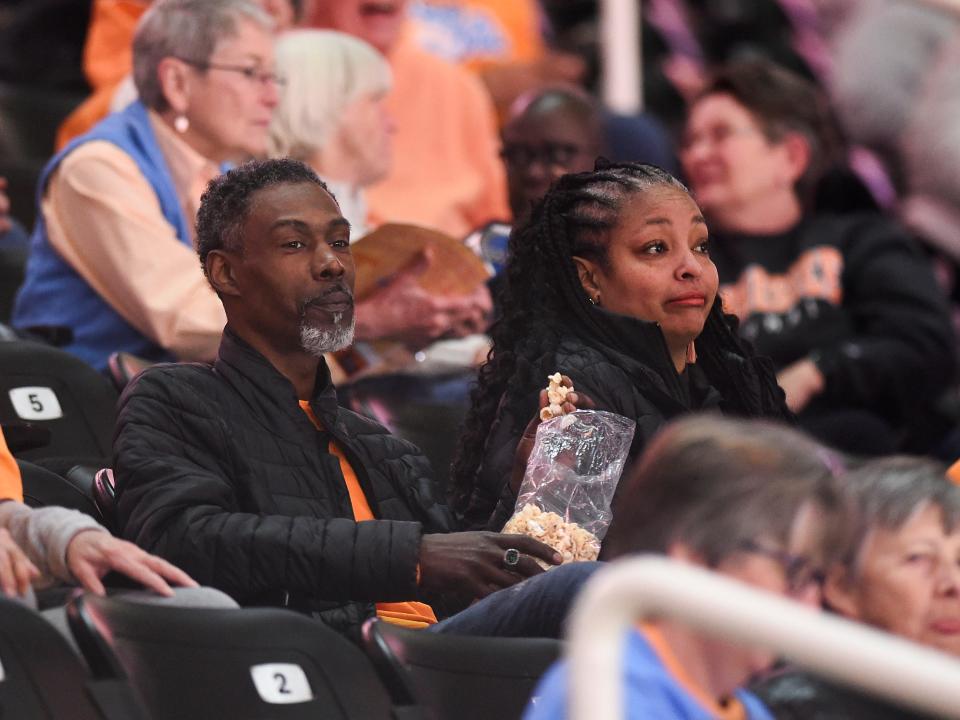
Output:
[711, 213, 956, 440]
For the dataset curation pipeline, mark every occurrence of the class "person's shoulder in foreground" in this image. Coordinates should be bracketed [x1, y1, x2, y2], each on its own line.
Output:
[524, 628, 773, 720]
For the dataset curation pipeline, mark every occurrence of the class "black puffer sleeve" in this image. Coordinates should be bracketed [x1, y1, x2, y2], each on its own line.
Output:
[113, 367, 423, 604]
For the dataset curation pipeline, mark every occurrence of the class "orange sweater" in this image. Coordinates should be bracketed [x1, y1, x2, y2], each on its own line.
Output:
[0, 430, 24, 503]
[56, 0, 149, 149]
[365, 29, 509, 238]
[299, 402, 436, 628]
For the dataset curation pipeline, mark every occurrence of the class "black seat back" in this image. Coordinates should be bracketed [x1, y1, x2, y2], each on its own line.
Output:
[0, 340, 117, 462]
[362, 619, 562, 720]
[0, 595, 147, 719]
[68, 593, 419, 720]
[18, 458, 103, 521]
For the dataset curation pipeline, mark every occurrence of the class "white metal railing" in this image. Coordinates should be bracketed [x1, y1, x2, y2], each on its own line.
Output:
[600, 0, 642, 114]
[567, 556, 960, 720]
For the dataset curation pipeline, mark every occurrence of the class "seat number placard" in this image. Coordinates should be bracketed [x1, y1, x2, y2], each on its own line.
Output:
[249, 663, 313, 704]
[8, 387, 63, 421]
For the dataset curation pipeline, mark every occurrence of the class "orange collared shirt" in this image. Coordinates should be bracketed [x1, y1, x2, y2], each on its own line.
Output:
[639, 623, 749, 720]
[299, 401, 437, 628]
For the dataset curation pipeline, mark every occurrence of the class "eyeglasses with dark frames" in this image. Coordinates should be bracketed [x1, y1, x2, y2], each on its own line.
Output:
[175, 57, 286, 87]
[739, 539, 825, 595]
[500, 142, 586, 170]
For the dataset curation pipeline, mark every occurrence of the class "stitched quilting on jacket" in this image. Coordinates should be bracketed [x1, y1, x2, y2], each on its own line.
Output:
[461, 307, 790, 532]
[113, 327, 455, 637]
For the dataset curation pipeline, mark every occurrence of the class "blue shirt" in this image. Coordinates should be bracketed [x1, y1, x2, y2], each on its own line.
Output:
[524, 630, 775, 720]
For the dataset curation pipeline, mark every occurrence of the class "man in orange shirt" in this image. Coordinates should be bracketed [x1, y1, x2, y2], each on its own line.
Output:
[113, 159, 598, 640]
[308, 0, 509, 238]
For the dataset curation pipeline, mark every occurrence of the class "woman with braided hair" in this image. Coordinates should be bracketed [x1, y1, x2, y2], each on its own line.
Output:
[450, 160, 791, 531]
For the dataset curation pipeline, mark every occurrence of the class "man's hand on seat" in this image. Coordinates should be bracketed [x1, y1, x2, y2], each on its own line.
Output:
[419, 531, 562, 599]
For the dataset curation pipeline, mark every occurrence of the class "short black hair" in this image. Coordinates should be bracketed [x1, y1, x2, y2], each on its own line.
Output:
[195, 157, 334, 278]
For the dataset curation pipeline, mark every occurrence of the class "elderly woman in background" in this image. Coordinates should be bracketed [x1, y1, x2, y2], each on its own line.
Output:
[755, 456, 960, 719]
[680, 58, 955, 456]
[268, 29, 491, 350]
[14, 0, 279, 371]
[269, 30, 392, 237]
[527, 415, 846, 720]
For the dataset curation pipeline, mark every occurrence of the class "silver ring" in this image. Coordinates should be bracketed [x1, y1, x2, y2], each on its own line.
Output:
[503, 548, 521, 568]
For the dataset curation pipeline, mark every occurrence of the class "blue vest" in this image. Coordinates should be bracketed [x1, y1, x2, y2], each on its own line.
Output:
[13, 101, 192, 371]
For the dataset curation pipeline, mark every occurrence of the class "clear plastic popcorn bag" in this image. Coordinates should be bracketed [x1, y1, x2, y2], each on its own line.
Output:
[503, 409, 636, 567]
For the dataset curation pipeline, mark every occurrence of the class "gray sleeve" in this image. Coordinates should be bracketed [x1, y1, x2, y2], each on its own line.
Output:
[0, 501, 107, 585]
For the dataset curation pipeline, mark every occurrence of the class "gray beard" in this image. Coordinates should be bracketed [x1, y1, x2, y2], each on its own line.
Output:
[299, 312, 356, 358]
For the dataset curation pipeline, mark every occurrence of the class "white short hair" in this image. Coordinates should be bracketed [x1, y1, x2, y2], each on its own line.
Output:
[269, 30, 392, 161]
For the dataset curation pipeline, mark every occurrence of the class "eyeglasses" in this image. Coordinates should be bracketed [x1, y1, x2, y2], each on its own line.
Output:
[739, 539, 825, 595]
[680, 124, 759, 153]
[176, 57, 286, 87]
[500, 142, 586, 170]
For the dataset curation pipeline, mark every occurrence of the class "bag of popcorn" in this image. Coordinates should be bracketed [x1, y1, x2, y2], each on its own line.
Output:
[503, 408, 635, 566]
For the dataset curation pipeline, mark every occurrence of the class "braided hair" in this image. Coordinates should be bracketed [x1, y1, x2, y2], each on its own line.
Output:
[451, 162, 685, 512]
[449, 161, 789, 515]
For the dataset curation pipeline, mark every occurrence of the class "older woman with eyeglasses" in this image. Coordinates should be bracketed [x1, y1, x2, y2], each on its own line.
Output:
[754, 456, 960, 719]
[526, 415, 847, 720]
[14, 0, 280, 371]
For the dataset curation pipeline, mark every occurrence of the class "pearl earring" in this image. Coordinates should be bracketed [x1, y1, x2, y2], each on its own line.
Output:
[174, 115, 189, 134]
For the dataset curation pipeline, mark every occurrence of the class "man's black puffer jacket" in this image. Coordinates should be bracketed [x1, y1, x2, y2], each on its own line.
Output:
[113, 328, 456, 637]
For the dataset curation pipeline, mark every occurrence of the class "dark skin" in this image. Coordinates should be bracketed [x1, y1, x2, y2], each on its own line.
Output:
[502, 92, 603, 220]
[205, 181, 562, 600]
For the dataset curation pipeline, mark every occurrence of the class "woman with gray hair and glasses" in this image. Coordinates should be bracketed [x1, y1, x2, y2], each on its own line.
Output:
[14, 0, 280, 372]
[527, 415, 847, 720]
[755, 456, 960, 719]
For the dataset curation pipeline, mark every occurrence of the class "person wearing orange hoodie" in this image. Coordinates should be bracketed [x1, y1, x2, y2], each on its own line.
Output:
[307, 0, 509, 238]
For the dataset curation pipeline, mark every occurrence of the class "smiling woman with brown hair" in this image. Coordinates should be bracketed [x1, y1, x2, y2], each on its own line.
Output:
[681, 58, 955, 456]
[449, 161, 790, 531]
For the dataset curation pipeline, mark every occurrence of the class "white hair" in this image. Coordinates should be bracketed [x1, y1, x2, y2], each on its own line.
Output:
[300, 313, 356, 357]
[268, 29, 393, 160]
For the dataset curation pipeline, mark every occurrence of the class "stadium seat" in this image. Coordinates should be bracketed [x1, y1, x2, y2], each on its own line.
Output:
[91, 467, 117, 531]
[18, 458, 103, 522]
[106, 351, 154, 393]
[0, 339, 117, 463]
[67, 592, 424, 720]
[0, 594, 148, 719]
[362, 618, 562, 720]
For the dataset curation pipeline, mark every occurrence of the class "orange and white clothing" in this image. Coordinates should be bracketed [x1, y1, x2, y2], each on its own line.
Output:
[299, 401, 436, 629]
[56, 0, 149, 149]
[45, 110, 226, 362]
[365, 28, 509, 238]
